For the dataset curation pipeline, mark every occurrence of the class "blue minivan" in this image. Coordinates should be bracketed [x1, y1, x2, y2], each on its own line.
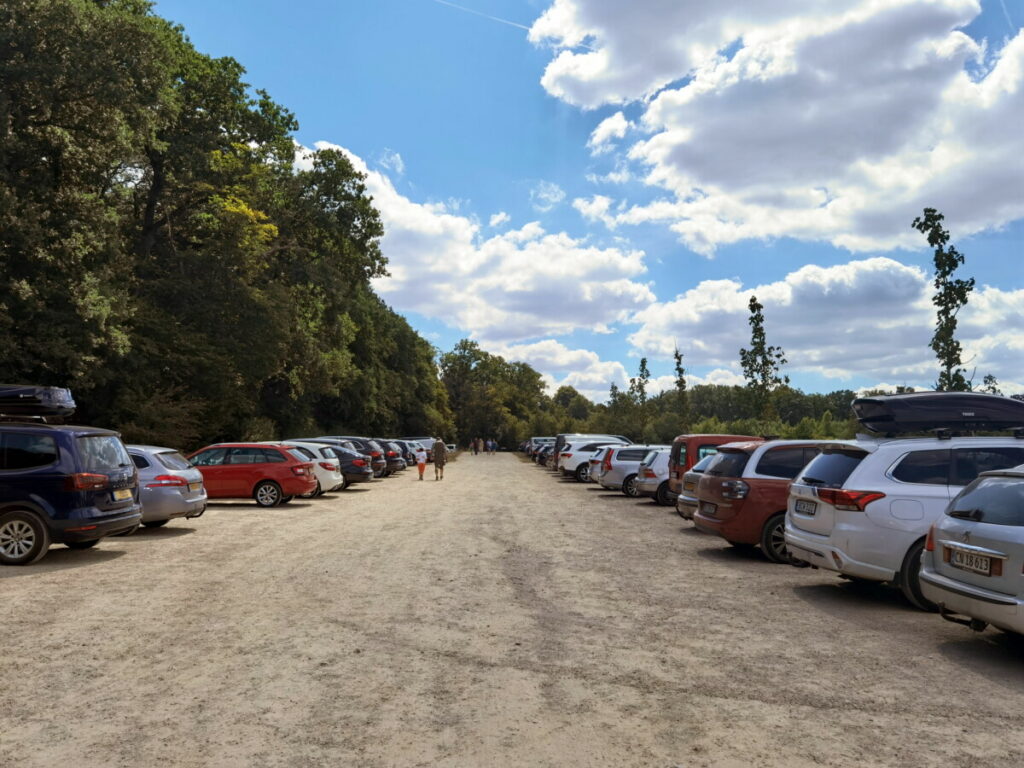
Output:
[0, 422, 142, 565]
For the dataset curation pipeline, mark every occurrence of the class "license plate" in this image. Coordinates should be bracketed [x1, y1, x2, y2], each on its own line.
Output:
[795, 499, 817, 515]
[188, 481, 202, 492]
[700, 501, 717, 516]
[113, 488, 132, 501]
[949, 548, 991, 576]
[683, 481, 695, 491]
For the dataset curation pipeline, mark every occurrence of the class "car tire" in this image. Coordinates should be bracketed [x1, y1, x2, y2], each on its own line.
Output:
[300, 481, 321, 500]
[143, 519, 169, 528]
[622, 474, 639, 497]
[65, 539, 101, 550]
[899, 539, 938, 612]
[254, 481, 283, 507]
[280, 496, 294, 505]
[574, 464, 589, 482]
[655, 482, 672, 507]
[760, 514, 791, 564]
[0, 510, 51, 566]
[337, 476, 349, 491]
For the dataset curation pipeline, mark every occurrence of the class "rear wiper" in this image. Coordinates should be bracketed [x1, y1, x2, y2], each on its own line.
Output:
[948, 508, 984, 521]
[801, 476, 828, 486]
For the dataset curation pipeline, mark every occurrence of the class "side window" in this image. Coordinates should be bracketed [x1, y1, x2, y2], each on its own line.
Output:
[754, 447, 810, 479]
[952, 447, 1024, 487]
[1, 433, 59, 470]
[673, 444, 687, 467]
[620, 450, 645, 461]
[891, 450, 951, 485]
[130, 454, 150, 469]
[227, 448, 264, 464]
[697, 445, 719, 459]
[191, 448, 227, 466]
[262, 448, 287, 463]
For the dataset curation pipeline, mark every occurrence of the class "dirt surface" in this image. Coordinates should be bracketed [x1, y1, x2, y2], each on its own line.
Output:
[3, 453, 1024, 767]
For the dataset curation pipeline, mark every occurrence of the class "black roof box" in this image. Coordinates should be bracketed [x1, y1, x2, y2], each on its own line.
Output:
[0, 384, 76, 418]
[852, 391, 1024, 434]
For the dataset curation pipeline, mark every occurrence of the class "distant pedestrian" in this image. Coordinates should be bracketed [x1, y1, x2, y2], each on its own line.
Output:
[414, 444, 427, 481]
[472, 437, 479, 456]
[433, 438, 447, 480]
[476, 437, 483, 455]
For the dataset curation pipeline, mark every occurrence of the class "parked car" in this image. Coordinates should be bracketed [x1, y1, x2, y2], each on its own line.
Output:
[676, 454, 717, 520]
[315, 436, 387, 477]
[301, 439, 375, 488]
[559, 439, 627, 482]
[920, 466, 1024, 635]
[667, 433, 760, 504]
[535, 444, 554, 467]
[273, 441, 346, 496]
[0, 421, 142, 565]
[588, 445, 617, 485]
[526, 437, 554, 457]
[401, 436, 436, 462]
[635, 447, 674, 505]
[187, 443, 316, 507]
[597, 444, 669, 497]
[695, 440, 833, 562]
[552, 433, 631, 472]
[127, 444, 207, 527]
[376, 439, 407, 475]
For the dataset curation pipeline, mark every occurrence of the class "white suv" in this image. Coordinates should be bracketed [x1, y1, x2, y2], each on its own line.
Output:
[785, 437, 1024, 609]
[559, 440, 627, 482]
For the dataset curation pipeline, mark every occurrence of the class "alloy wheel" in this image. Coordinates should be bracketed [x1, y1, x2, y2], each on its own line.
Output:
[0, 520, 35, 559]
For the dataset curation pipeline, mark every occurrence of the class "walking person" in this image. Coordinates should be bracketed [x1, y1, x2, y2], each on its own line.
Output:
[414, 443, 427, 481]
[432, 437, 447, 480]
[472, 437, 479, 456]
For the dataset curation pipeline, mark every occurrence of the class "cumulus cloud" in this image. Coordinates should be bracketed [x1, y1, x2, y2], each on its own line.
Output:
[587, 110, 632, 154]
[530, 180, 567, 212]
[628, 256, 1024, 391]
[532, 1, 1024, 255]
[300, 142, 653, 344]
[489, 211, 511, 227]
[491, 339, 630, 401]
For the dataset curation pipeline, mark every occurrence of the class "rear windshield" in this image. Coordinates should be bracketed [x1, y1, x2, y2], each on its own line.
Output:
[286, 448, 311, 463]
[798, 449, 867, 488]
[705, 450, 750, 477]
[690, 454, 715, 474]
[947, 477, 1024, 526]
[641, 449, 663, 465]
[76, 435, 131, 472]
[156, 451, 192, 471]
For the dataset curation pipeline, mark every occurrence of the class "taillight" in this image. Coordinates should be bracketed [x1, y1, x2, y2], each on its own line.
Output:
[925, 524, 935, 552]
[292, 465, 308, 475]
[146, 474, 188, 488]
[370, 450, 381, 458]
[562, 453, 572, 460]
[720, 479, 749, 500]
[65, 473, 109, 491]
[817, 489, 885, 511]
[318, 462, 336, 471]
[387, 450, 397, 457]
[642, 468, 657, 478]
[602, 453, 612, 470]
[352, 458, 366, 467]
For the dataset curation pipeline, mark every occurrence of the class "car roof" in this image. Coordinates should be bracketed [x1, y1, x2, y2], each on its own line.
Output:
[126, 444, 181, 453]
[0, 421, 118, 435]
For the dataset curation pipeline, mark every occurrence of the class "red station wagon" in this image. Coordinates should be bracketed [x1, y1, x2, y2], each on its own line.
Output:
[693, 440, 829, 563]
[187, 443, 317, 507]
[666, 434, 760, 502]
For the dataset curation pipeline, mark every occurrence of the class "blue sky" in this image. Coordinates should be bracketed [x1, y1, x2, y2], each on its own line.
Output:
[156, 0, 1024, 399]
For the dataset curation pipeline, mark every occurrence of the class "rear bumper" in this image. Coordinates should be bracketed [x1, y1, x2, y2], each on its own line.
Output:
[676, 495, 698, 520]
[50, 505, 143, 542]
[343, 471, 373, 485]
[281, 476, 318, 496]
[140, 489, 207, 522]
[920, 566, 1023, 633]
[784, 524, 894, 582]
[635, 477, 661, 496]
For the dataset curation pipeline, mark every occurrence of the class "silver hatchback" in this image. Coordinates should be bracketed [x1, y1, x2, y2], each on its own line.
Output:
[128, 445, 207, 528]
[920, 467, 1024, 635]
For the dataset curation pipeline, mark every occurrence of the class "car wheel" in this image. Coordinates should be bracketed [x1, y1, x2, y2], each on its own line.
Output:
[0, 510, 50, 565]
[254, 481, 283, 507]
[336, 476, 349, 491]
[899, 539, 938, 612]
[280, 496, 294, 505]
[574, 464, 589, 482]
[65, 539, 101, 550]
[143, 519, 169, 528]
[655, 482, 672, 507]
[300, 481, 322, 499]
[760, 514, 791, 564]
[622, 474, 639, 497]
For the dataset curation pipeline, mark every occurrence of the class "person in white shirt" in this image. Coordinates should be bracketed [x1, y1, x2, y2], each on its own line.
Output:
[414, 444, 427, 481]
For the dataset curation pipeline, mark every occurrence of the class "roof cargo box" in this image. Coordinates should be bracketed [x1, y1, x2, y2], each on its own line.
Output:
[852, 391, 1024, 434]
[0, 384, 76, 417]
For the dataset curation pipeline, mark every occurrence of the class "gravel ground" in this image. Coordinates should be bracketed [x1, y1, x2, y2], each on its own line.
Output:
[2, 452, 1023, 767]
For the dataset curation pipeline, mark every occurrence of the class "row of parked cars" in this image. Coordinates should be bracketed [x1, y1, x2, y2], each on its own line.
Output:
[0, 384, 443, 566]
[524, 391, 1024, 637]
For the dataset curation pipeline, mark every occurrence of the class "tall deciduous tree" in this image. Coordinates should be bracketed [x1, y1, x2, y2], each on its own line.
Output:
[739, 295, 788, 417]
[912, 207, 974, 392]
[673, 346, 690, 431]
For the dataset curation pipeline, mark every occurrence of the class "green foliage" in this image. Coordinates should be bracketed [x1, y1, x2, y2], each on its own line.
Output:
[912, 208, 975, 392]
[738, 294, 789, 417]
[0, 0, 453, 448]
[980, 374, 1001, 395]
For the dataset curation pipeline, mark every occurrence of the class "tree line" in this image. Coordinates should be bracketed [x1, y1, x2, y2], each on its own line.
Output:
[1, 0, 454, 447]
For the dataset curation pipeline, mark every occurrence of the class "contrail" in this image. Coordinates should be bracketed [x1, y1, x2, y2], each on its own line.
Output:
[998, 0, 1016, 33]
[426, 0, 531, 32]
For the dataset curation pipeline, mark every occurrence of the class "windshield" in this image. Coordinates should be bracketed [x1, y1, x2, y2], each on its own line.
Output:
[156, 451, 193, 470]
[704, 450, 750, 478]
[76, 435, 131, 472]
[947, 476, 1024, 526]
[798, 449, 866, 488]
[690, 454, 715, 474]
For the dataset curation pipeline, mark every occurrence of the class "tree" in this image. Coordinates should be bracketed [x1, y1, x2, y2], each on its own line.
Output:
[912, 208, 975, 391]
[979, 374, 1002, 395]
[738, 295, 788, 417]
[673, 346, 690, 431]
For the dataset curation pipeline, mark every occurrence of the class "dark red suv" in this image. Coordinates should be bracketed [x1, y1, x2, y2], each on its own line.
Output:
[187, 443, 316, 507]
[694, 440, 826, 563]
[666, 434, 759, 503]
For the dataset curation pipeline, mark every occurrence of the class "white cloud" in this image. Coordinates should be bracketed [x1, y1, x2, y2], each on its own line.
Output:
[301, 142, 653, 345]
[378, 148, 405, 176]
[530, 180, 567, 212]
[491, 339, 630, 402]
[572, 194, 617, 228]
[532, 1, 1024, 255]
[489, 211, 511, 227]
[587, 110, 632, 154]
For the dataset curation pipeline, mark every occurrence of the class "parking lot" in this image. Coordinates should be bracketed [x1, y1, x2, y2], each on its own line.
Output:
[2, 453, 1023, 767]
